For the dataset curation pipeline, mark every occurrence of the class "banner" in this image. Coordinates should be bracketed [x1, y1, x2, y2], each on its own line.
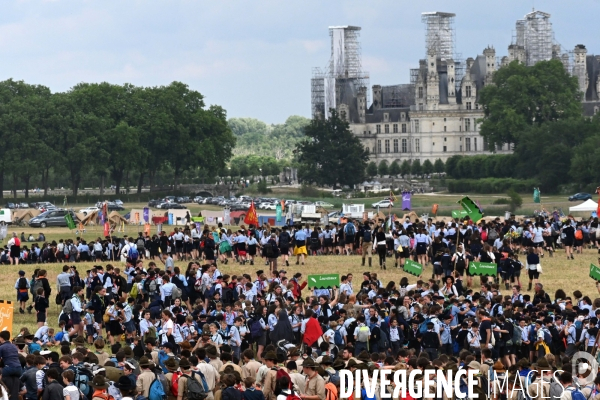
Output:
[144, 223, 151, 236]
[103, 222, 110, 237]
[432, 204, 439, 216]
[143, 207, 149, 223]
[307, 274, 340, 289]
[403, 259, 423, 277]
[402, 191, 412, 211]
[224, 208, 231, 226]
[0, 300, 14, 333]
[451, 210, 468, 219]
[191, 217, 204, 222]
[596, 187, 600, 218]
[533, 188, 541, 204]
[134, 212, 140, 224]
[244, 201, 259, 226]
[469, 262, 497, 276]
[590, 263, 600, 282]
[99, 211, 105, 224]
[276, 203, 282, 222]
[65, 213, 76, 230]
[458, 196, 483, 222]
[389, 190, 398, 202]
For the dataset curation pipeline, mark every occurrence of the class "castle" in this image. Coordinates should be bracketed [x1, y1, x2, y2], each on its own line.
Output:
[310, 11, 600, 165]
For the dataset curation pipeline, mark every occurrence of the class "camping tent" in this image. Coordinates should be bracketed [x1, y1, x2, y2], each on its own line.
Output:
[13, 209, 41, 223]
[80, 210, 100, 225]
[108, 211, 128, 225]
[200, 210, 225, 224]
[569, 199, 598, 212]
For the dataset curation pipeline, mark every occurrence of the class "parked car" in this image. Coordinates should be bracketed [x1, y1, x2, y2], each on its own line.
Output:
[148, 199, 162, 207]
[18, 203, 30, 208]
[230, 203, 249, 211]
[106, 202, 125, 211]
[78, 207, 99, 216]
[167, 203, 187, 209]
[260, 203, 277, 210]
[6, 203, 15, 209]
[372, 200, 394, 209]
[114, 199, 124, 206]
[36, 202, 56, 211]
[315, 201, 334, 208]
[29, 209, 77, 228]
[568, 193, 592, 201]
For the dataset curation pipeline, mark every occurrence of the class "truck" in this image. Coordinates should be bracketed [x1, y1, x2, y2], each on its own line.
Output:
[290, 204, 323, 224]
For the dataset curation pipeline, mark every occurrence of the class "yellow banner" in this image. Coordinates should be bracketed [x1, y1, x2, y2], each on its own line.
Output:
[0, 301, 14, 334]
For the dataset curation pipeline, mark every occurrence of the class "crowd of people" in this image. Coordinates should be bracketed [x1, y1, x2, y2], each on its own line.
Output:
[0, 214, 599, 400]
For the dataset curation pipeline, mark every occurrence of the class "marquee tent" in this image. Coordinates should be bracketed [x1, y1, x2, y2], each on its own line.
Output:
[569, 199, 598, 212]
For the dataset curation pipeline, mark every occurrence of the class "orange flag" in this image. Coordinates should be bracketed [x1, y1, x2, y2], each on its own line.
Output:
[244, 201, 259, 227]
[432, 204, 439, 215]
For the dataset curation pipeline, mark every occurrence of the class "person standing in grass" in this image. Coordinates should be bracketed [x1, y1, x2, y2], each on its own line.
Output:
[15, 270, 29, 315]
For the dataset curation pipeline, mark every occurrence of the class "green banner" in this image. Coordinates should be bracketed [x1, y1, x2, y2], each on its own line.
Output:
[191, 217, 204, 222]
[458, 196, 483, 222]
[276, 204, 282, 222]
[307, 274, 340, 289]
[451, 210, 468, 219]
[533, 188, 541, 204]
[64, 213, 76, 230]
[403, 259, 423, 277]
[590, 264, 600, 282]
[469, 262, 497, 276]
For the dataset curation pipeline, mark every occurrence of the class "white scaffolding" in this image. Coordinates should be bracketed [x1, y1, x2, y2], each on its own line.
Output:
[422, 12, 456, 59]
[515, 10, 554, 67]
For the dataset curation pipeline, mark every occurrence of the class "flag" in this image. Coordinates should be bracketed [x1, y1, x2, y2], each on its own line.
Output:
[402, 191, 411, 211]
[143, 207, 150, 223]
[65, 213, 76, 230]
[244, 201, 259, 226]
[389, 191, 398, 202]
[457, 196, 483, 222]
[276, 203, 282, 222]
[431, 204, 439, 215]
[533, 188, 540, 204]
[596, 187, 600, 217]
[103, 222, 110, 237]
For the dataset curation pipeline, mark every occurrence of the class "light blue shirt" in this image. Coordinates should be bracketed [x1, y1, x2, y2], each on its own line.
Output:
[295, 230, 307, 242]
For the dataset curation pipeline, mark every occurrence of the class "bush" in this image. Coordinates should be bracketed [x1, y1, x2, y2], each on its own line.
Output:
[493, 198, 510, 205]
[300, 185, 321, 197]
[447, 178, 539, 194]
[257, 179, 270, 194]
[507, 189, 523, 212]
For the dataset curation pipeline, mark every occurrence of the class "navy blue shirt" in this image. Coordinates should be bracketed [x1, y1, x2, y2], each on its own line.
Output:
[0, 341, 21, 367]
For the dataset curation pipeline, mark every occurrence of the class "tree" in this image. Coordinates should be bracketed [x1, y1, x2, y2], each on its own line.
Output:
[434, 158, 445, 174]
[570, 135, 600, 185]
[507, 189, 523, 213]
[378, 160, 389, 176]
[389, 160, 401, 176]
[422, 159, 434, 176]
[366, 162, 378, 178]
[411, 159, 422, 176]
[400, 160, 411, 177]
[444, 155, 462, 178]
[297, 109, 368, 188]
[479, 59, 582, 150]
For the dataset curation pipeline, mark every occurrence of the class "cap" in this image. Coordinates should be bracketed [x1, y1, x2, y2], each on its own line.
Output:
[18, 270, 25, 276]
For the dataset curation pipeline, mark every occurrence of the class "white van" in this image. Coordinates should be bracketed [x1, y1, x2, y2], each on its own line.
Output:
[332, 189, 342, 197]
[0, 209, 12, 224]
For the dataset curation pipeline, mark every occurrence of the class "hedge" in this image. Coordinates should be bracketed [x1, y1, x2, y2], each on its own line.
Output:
[447, 178, 540, 194]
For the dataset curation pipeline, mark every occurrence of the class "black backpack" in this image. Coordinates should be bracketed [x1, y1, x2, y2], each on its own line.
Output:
[18, 277, 28, 290]
[264, 243, 275, 258]
[455, 254, 466, 269]
[279, 233, 290, 247]
[363, 230, 372, 243]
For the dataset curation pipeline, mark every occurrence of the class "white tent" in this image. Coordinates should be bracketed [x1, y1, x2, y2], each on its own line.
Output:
[569, 199, 598, 212]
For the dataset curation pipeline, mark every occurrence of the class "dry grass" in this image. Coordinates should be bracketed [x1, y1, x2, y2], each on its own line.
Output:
[4, 245, 599, 337]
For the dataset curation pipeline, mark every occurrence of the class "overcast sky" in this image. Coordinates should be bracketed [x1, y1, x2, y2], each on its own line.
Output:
[2, 0, 599, 123]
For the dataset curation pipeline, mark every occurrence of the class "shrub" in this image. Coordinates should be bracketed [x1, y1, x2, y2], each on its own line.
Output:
[447, 178, 539, 194]
[300, 185, 321, 197]
[493, 198, 510, 205]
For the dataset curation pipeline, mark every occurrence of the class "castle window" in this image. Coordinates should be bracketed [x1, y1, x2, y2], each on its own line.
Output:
[384, 113, 389, 122]
[415, 139, 420, 153]
[401, 113, 405, 121]
[376, 125, 381, 134]
[385, 140, 390, 153]
[444, 126, 446, 132]
[466, 138, 471, 151]
[474, 138, 478, 151]
[393, 124, 398, 133]
[377, 140, 381, 153]
[466, 102, 472, 110]
[443, 146, 447, 152]
[393, 139, 398, 153]
[402, 124, 407, 133]
[385, 124, 389, 133]
[465, 119, 471, 132]
[418, 87, 424, 99]
[401, 139, 407, 153]
[465, 86, 472, 97]
[414, 120, 419, 133]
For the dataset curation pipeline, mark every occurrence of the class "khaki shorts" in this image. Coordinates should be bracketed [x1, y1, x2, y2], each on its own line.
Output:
[362, 242, 372, 257]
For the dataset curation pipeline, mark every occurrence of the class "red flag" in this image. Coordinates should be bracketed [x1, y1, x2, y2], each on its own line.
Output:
[432, 204, 439, 215]
[244, 201, 259, 227]
[103, 222, 110, 237]
[596, 187, 600, 217]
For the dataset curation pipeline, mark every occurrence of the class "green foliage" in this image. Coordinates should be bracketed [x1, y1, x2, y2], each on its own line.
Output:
[228, 155, 281, 177]
[297, 109, 369, 188]
[366, 162, 378, 178]
[479, 59, 582, 149]
[389, 160, 401, 176]
[257, 179, 270, 194]
[378, 160, 389, 176]
[411, 159, 422, 176]
[422, 159, 433, 175]
[229, 115, 309, 160]
[400, 160, 411, 177]
[570, 134, 600, 185]
[447, 178, 539, 194]
[507, 189, 523, 212]
[493, 198, 510, 205]
[300, 184, 322, 197]
[434, 158, 445, 174]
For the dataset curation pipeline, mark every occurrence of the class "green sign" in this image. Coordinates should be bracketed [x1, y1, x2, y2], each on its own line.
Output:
[64, 213, 76, 230]
[276, 204, 282, 222]
[307, 274, 340, 289]
[590, 264, 600, 282]
[469, 262, 497, 277]
[451, 210, 468, 219]
[403, 259, 423, 277]
[191, 217, 204, 222]
[458, 196, 483, 222]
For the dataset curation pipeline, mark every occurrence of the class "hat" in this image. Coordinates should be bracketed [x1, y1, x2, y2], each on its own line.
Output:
[73, 336, 86, 345]
[206, 346, 218, 357]
[346, 359, 358, 369]
[14, 336, 25, 345]
[92, 367, 106, 376]
[18, 270, 25, 276]
[493, 360, 505, 371]
[23, 334, 35, 340]
[139, 357, 152, 368]
[320, 356, 333, 365]
[115, 376, 135, 391]
[92, 375, 110, 389]
[164, 357, 179, 371]
[40, 350, 52, 356]
[288, 347, 300, 358]
[357, 351, 371, 363]
[263, 351, 277, 361]
[122, 346, 133, 357]
[302, 358, 317, 369]
[535, 357, 550, 369]
[467, 361, 481, 370]
[179, 358, 191, 370]
[332, 359, 346, 371]
[179, 341, 192, 351]
[161, 342, 174, 350]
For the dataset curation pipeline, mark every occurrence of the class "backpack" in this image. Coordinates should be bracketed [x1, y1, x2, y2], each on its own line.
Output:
[143, 326, 157, 343]
[107, 382, 121, 400]
[250, 318, 263, 339]
[419, 317, 433, 334]
[194, 278, 203, 293]
[158, 350, 174, 374]
[345, 223, 356, 236]
[455, 254, 466, 269]
[171, 371, 183, 396]
[74, 364, 93, 397]
[356, 325, 369, 342]
[148, 279, 158, 295]
[273, 367, 292, 394]
[148, 372, 167, 400]
[512, 322, 523, 347]
[184, 371, 208, 400]
[137, 238, 145, 249]
[264, 243, 275, 258]
[481, 230, 488, 242]
[575, 230, 583, 240]
[542, 328, 552, 344]
[206, 283, 218, 299]
[172, 286, 182, 300]
[32, 279, 43, 296]
[363, 230, 372, 243]
[17, 277, 27, 290]
[70, 245, 78, 256]
[287, 393, 302, 400]
[571, 389, 589, 400]
[279, 233, 290, 247]
[488, 229, 498, 241]
[378, 328, 389, 351]
[548, 379, 564, 400]
[63, 299, 73, 315]
[64, 244, 71, 256]
[130, 283, 139, 299]
[334, 327, 344, 346]
[128, 246, 139, 261]
[223, 287, 239, 305]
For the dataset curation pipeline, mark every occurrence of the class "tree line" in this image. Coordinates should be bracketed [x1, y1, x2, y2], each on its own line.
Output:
[0, 79, 235, 198]
[366, 158, 445, 178]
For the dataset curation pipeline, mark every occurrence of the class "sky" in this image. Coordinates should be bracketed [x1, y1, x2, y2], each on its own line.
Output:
[1, 0, 599, 124]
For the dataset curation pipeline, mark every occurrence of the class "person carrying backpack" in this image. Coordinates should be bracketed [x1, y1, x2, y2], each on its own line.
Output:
[361, 223, 373, 267]
[90, 374, 115, 400]
[176, 358, 208, 400]
[15, 270, 30, 314]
